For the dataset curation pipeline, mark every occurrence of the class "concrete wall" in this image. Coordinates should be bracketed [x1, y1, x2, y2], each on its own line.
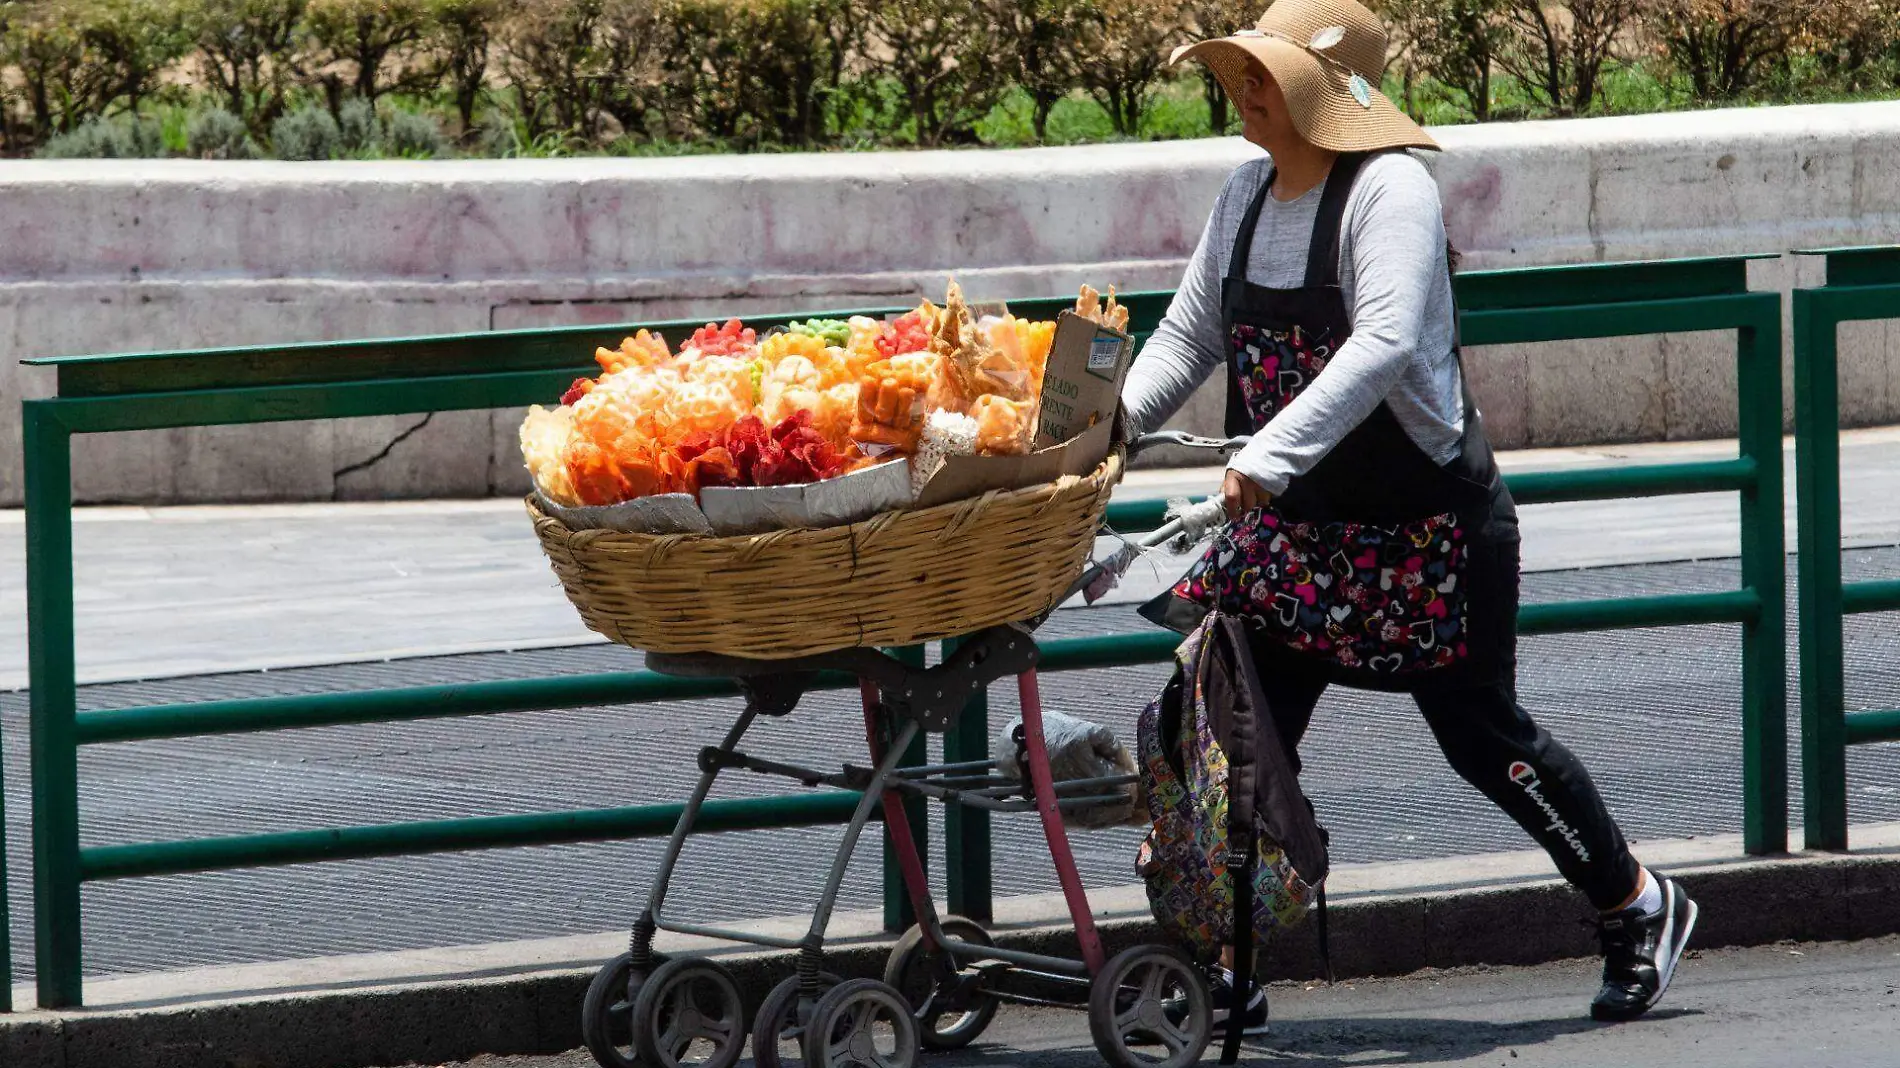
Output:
[3, 100, 1898, 505]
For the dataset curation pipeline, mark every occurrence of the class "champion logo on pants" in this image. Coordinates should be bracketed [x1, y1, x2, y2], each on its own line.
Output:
[1509, 760, 1591, 863]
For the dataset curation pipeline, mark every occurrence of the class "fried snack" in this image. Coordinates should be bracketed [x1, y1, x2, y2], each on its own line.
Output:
[760, 354, 822, 424]
[682, 354, 759, 407]
[666, 378, 752, 439]
[931, 281, 1035, 410]
[813, 383, 859, 449]
[594, 329, 671, 376]
[971, 394, 1036, 455]
[519, 404, 580, 506]
[759, 331, 828, 369]
[853, 376, 923, 451]
[1074, 284, 1130, 332]
[846, 315, 886, 361]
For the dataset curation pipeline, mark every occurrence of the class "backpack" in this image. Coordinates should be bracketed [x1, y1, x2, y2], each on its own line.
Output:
[1135, 612, 1330, 1059]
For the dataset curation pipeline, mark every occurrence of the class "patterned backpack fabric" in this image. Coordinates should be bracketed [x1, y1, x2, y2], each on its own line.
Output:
[1135, 612, 1328, 964]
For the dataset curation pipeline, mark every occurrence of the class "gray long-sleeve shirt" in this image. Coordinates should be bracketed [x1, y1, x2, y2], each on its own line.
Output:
[1121, 151, 1464, 495]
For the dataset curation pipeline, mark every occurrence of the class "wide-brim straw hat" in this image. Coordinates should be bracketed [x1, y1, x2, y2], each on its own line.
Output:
[1172, 0, 1438, 153]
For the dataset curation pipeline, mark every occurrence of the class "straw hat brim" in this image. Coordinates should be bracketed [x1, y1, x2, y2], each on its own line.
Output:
[1172, 36, 1439, 154]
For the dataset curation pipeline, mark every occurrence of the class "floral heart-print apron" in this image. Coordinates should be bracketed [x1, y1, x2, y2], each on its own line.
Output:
[1140, 151, 1513, 693]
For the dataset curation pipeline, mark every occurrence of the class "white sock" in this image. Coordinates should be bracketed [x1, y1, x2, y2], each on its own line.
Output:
[1631, 869, 1664, 916]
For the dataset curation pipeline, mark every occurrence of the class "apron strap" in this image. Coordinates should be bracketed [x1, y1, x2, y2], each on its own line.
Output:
[1303, 151, 1371, 288]
[1220, 151, 1372, 438]
[1226, 167, 1277, 282]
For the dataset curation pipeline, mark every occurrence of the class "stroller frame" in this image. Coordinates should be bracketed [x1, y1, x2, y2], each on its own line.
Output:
[582, 432, 1246, 1068]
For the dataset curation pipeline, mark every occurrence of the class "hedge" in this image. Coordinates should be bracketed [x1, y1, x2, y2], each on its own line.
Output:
[3, 0, 1895, 158]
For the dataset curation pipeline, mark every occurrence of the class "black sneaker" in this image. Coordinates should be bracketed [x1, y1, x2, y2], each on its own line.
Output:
[1208, 971, 1270, 1038]
[1592, 875, 1699, 1022]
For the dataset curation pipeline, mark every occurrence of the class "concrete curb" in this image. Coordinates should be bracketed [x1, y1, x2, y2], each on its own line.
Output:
[7, 827, 1900, 1068]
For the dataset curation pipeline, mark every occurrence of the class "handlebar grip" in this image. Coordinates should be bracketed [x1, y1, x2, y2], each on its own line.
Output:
[1127, 430, 1253, 457]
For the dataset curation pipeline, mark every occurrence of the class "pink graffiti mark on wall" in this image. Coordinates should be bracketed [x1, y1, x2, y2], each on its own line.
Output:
[1442, 163, 1502, 253]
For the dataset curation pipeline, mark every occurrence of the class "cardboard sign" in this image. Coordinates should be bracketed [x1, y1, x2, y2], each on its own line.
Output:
[1036, 311, 1134, 448]
[913, 419, 1113, 509]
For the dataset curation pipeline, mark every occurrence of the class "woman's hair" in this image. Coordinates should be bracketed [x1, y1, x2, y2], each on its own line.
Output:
[1446, 239, 1462, 274]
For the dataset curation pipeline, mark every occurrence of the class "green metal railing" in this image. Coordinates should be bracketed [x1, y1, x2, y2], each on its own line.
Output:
[11, 256, 1786, 1012]
[1793, 246, 1900, 851]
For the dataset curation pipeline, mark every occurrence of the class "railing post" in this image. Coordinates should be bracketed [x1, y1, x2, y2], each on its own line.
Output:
[942, 638, 992, 923]
[883, 645, 929, 933]
[1793, 288, 1848, 850]
[24, 402, 85, 1007]
[1735, 303, 1789, 855]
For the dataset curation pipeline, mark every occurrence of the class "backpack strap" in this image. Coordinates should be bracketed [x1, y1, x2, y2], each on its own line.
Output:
[1203, 618, 1259, 1066]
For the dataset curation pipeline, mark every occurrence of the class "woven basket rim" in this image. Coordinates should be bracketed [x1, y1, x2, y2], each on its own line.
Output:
[528, 450, 1123, 545]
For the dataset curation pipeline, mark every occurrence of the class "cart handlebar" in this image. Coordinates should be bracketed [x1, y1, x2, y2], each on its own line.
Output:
[1125, 430, 1252, 459]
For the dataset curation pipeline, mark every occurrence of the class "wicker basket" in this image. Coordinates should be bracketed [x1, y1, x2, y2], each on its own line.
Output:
[529, 450, 1123, 659]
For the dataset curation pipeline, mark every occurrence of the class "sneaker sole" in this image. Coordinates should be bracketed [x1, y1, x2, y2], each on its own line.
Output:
[1650, 895, 1699, 1008]
[1210, 1008, 1271, 1038]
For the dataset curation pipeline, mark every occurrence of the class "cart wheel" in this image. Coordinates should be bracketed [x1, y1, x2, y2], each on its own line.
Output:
[882, 917, 1000, 1050]
[582, 951, 671, 1068]
[1087, 945, 1211, 1068]
[800, 979, 920, 1068]
[630, 958, 747, 1068]
[749, 971, 842, 1068]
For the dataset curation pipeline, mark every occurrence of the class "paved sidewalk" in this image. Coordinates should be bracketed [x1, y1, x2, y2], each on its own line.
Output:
[429, 935, 1900, 1068]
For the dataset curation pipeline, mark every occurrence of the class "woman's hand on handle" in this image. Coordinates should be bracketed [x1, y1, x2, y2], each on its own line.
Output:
[1222, 469, 1270, 521]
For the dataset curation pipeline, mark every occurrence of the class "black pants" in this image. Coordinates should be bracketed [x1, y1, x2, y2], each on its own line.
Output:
[1246, 535, 1643, 912]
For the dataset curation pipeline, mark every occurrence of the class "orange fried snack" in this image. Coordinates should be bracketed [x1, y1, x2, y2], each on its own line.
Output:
[853, 377, 924, 452]
[595, 329, 671, 376]
[971, 394, 1036, 456]
[932, 281, 1034, 408]
[565, 438, 674, 505]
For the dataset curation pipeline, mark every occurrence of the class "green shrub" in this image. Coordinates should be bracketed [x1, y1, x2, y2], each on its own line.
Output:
[337, 96, 378, 151]
[427, 0, 502, 137]
[36, 115, 167, 156]
[1181, 0, 1254, 132]
[71, 0, 196, 116]
[185, 105, 263, 157]
[4, 0, 88, 140]
[303, 0, 438, 109]
[190, 0, 308, 133]
[1642, 0, 1827, 101]
[383, 107, 448, 156]
[1385, 0, 1509, 121]
[1497, 0, 1643, 115]
[860, 0, 1012, 146]
[500, 0, 665, 144]
[660, 0, 849, 147]
[992, 0, 1093, 141]
[1076, 0, 1193, 136]
[272, 102, 342, 157]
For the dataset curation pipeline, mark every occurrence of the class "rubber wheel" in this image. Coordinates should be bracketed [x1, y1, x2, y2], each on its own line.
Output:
[1087, 945, 1211, 1068]
[881, 917, 1001, 1050]
[800, 978, 921, 1068]
[581, 951, 671, 1068]
[630, 957, 747, 1068]
[749, 971, 842, 1068]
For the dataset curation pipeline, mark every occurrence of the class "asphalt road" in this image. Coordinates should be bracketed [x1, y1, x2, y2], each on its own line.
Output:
[427, 935, 1900, 1068]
